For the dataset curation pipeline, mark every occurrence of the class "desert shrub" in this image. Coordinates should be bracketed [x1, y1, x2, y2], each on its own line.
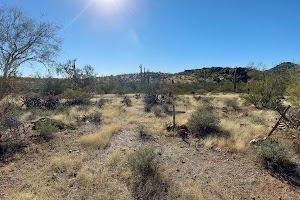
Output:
[187, 103, 220, 137]
[246, 72, 286, 109]
[97, 98, 110, 108]
[42, 77, 66, 96]
[136, 123, 147, 136]
[198, 89, 207, 95]
[224, 98, 239, 110]
[161, 104, 170, 113]
[39, 119, 63, 140]
[54, 104, 70, 114]
[61, 89, 91, 105]
[0, 131, 25, 158]
[144, 94, 158, 112]
[90, 111, 102, 124]
[128, 147, 158, 176]
[152, 107, 163, 117]
[43, 95, 60, 110]
[0, 103, 22, 131]
[255, 139, 300, 186]
[128, 147, 170, 200]
[0, 104, 24, 157]
[121, 95, 132, 107]
[22, 94, 42, 109]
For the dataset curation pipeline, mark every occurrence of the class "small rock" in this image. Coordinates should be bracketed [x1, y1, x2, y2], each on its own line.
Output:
[181, 160, 185, 164]
[176, 169, 180, 172]
[76, 150, 80, 153]
[69, 150, 72, 153]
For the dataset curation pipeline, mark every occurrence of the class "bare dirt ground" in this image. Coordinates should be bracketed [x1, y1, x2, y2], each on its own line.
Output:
[1, 94, 300, 199]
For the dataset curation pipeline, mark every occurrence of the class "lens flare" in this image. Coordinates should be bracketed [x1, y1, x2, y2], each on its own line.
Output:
[91, 0, 131, 17]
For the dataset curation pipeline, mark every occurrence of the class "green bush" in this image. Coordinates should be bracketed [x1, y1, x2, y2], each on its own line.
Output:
[42, 78, 66, 96]
[128, 147, 158, 176]
[61, 89, 91, 105]
[246, 72, 286, 109]
[40, 119, 63, 140]
[187, 103, 220, 137]
[54, 104, 70, 114]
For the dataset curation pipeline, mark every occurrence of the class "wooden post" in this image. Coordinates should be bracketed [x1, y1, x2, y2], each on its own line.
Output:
[173, 105, 176, 128]
[264, 105, 291, 139]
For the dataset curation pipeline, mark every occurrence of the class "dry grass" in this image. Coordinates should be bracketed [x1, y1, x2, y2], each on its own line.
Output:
[203, 119, 268, 151]
[78, 123, 123, 148]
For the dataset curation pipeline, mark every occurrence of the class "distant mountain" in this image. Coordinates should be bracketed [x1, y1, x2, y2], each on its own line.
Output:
[107, 66, 255, 84]
[269, 62, 299, 74]
[100, 62, 298, 85]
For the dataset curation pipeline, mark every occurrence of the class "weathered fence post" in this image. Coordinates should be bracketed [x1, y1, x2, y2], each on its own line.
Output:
[264, 105, 291, 139]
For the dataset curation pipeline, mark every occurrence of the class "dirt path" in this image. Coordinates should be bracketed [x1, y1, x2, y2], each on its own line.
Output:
[109, 129, 300, 200]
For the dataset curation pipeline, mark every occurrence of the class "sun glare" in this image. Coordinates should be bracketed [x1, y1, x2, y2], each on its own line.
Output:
[91, 0, 131, 17]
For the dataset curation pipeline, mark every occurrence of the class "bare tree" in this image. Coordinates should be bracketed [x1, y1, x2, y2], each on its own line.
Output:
[0, 5, 62, 99]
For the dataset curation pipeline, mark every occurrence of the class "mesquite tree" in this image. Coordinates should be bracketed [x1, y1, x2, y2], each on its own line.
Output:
[0, 5, 62, 100]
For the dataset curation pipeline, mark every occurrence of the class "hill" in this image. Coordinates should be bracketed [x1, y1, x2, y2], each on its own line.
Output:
[269, 62, 299, 74]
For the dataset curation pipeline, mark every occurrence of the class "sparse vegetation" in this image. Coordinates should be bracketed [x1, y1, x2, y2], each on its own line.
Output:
[224, 98, 239, 111]
[254, 139, 300, 186]
[79, 124, 122, 148]
[2, 1, 300, 199]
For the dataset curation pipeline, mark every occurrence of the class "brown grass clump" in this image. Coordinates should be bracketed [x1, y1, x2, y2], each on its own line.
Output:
[78, 123, 122, 148]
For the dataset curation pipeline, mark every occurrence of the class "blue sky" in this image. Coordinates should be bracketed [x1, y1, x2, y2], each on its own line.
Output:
[4, 0, 300, 76]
